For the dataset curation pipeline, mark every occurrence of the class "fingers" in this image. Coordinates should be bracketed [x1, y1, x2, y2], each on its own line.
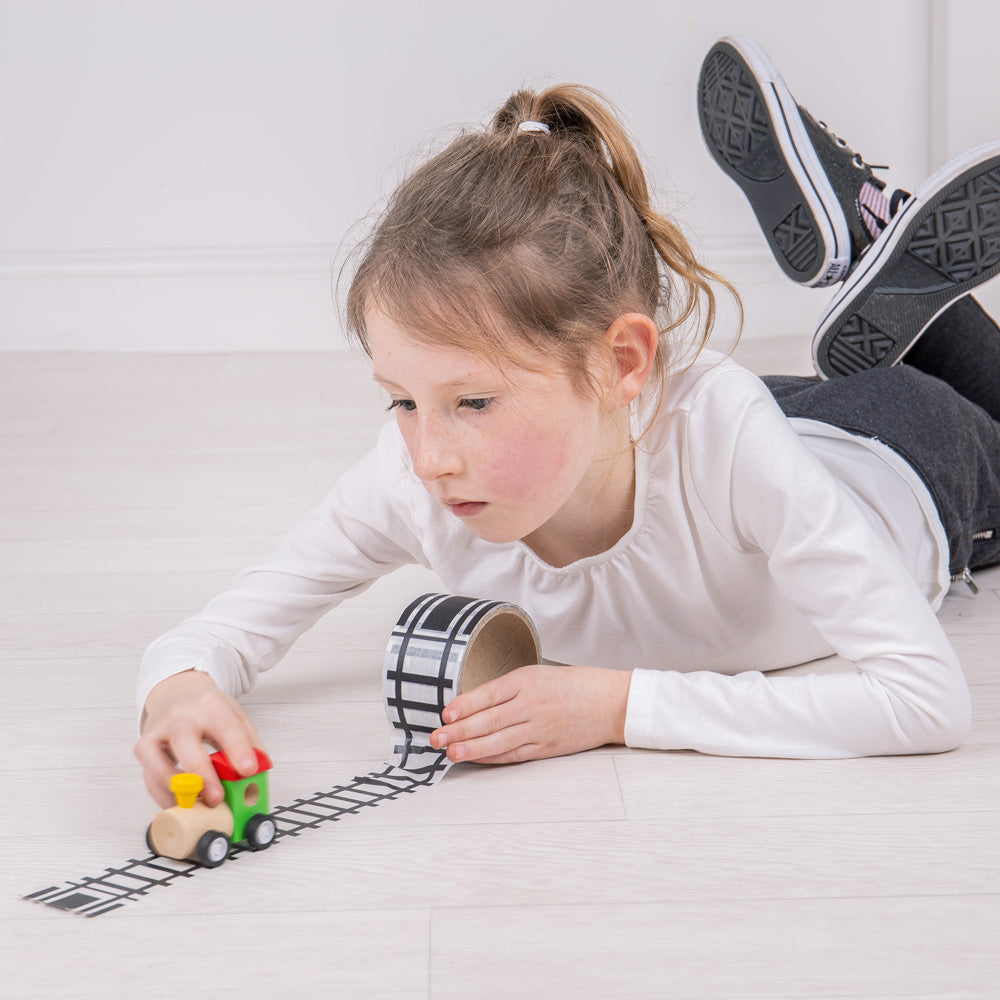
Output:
[429, 664, 631, 765]
[210, 711, 263, 778]
[443, 721, 540, 764]
[135, 720, 226, 807]
[431, 670, 533, 763]
[134, 737, 183, 809]
[440, 670, 519, 727]
[135, 670, 263, 807]
[434, 700, 522, 752]
[174, 726, 229, 805]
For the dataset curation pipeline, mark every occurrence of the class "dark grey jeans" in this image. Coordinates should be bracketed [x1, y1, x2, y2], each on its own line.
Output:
[764, 297, 1000, 578]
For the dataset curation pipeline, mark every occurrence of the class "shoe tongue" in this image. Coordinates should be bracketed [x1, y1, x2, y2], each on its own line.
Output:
[859, 180, 893, 239]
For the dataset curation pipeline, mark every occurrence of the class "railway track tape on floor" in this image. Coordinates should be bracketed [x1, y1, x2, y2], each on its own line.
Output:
[25, 594, 540, 917]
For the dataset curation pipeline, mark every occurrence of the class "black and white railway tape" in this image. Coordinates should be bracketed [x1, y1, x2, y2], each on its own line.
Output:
[25, 594, 540, 917]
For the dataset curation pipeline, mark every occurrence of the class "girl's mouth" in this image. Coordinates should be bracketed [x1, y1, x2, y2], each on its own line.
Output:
[445, 500, 488, 518]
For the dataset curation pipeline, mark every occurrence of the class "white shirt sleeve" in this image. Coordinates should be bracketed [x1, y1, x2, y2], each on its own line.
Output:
[625, 368, 971, 758]
[136, 430, 424, 712]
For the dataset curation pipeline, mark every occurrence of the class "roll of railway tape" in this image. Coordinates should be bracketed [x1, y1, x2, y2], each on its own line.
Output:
[383, 593, 541, 778]
[26, 593, 541, 917]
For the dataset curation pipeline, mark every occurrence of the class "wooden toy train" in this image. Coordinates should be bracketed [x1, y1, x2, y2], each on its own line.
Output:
[146, 747, 276, 868]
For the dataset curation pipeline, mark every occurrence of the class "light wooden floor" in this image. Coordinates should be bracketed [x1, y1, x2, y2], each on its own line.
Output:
[3, 341, 998, 999]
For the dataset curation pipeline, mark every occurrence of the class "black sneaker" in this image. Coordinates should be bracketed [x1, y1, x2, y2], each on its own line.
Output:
[813, 141, 1000, 378]
[698, 36, 885, 287]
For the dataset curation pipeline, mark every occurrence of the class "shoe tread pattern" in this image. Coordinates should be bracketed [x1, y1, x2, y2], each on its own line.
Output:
[699, 49, 781, 182]
[773, 205, 820, 273]
[908, 168, 1000, 282]
[826, 316, 897, 376]
[699, 45, 820, 280]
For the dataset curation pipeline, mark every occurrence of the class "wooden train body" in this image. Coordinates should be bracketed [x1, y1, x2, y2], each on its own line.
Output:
[146, 748, 276, 867]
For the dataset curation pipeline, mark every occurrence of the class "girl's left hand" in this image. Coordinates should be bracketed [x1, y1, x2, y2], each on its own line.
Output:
[429, 664, 632, 764]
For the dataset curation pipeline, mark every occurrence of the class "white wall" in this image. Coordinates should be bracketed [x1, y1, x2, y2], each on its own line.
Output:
[0, 0, 996, 350]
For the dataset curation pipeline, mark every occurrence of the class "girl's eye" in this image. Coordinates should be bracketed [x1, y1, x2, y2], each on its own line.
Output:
[387, 399, 416, 413]
[460, 397, 493, 412]
[386, 397, 492, 413]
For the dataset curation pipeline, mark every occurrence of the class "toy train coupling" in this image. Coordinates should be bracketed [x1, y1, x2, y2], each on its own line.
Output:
[146, 748, 276, 868]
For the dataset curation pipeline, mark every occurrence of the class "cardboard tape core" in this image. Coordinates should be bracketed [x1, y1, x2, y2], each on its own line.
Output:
[456, 603, 540, 694]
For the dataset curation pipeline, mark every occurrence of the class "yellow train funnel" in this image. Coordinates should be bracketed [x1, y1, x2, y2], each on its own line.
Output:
[170, 773, 204, 809]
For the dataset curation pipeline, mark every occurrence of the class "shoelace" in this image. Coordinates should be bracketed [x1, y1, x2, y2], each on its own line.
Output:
[815, 118, 889, 173]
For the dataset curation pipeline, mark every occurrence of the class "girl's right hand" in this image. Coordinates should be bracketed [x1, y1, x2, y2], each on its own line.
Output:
[134, 670, 264, 809]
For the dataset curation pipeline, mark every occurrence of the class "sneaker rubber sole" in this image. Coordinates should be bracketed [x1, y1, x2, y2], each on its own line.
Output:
[698, 36, 851, 287]
[812, 141, 1000, 379]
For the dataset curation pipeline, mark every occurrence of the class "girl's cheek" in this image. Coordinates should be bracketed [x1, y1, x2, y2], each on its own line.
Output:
[485, 430, 567, 498]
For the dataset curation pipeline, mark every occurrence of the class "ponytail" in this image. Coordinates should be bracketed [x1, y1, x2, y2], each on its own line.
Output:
[346, 82, 740, 406]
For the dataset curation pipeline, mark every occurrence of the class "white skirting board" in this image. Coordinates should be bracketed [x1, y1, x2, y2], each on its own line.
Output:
[0, 246, 345, 351]
[0, 241, 888, 352]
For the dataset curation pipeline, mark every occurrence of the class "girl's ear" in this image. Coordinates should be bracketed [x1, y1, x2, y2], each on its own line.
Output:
[602, 313, 658, 409]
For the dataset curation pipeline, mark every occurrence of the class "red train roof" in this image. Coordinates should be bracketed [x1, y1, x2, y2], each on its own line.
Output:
[209, 747, 273, 781]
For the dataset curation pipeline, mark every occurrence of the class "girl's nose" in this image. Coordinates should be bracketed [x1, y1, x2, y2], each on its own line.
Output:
[411, 417, 462, 481]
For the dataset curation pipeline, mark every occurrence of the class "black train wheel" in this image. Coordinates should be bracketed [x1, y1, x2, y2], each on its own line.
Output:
[197, 830, 230, 868]
[244, 813, 277, 850]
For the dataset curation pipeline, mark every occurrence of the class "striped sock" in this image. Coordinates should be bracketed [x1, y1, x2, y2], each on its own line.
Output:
[859, 181, 893, 239]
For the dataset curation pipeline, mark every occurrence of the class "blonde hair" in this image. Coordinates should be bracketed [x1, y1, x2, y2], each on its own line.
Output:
[344, 83, 738, 403]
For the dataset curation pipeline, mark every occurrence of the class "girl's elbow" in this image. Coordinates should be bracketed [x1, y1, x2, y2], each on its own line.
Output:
[902, 684, 972, 754]
[929, 700, 972, 753]
[911, 715, 971, 754]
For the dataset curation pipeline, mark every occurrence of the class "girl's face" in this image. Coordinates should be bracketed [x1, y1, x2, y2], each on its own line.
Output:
[366, 310, 633, 562]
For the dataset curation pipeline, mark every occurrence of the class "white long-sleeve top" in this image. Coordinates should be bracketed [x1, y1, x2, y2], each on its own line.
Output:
[137, 352, 971, 758]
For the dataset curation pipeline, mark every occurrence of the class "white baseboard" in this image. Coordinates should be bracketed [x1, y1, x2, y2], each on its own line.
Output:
[0, 245, 348, 351]
[3, 240, 995, 352]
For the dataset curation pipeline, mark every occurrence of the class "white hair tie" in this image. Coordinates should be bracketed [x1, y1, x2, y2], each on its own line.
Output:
[517, 120, 551, 135]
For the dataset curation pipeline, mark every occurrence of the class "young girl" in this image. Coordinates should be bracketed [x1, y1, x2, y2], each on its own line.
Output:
[136, 38, 1000, 810]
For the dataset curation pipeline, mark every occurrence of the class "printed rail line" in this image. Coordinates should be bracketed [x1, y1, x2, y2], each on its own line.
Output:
[26, 764, 447, 917]
[25, 595, 539, 918]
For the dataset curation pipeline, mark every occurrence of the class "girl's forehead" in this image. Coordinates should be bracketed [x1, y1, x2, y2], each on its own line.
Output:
[366, 309, 544, 384]
[368, 311, 487, 364]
